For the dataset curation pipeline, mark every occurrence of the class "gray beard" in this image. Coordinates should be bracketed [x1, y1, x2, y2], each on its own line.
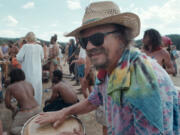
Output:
[92, 58, 109, 70]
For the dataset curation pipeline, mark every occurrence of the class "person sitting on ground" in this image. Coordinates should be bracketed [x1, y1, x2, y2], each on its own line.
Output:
[142, 28, 175, 74]
[5, 68, 41, 135]
[43, 69, 78, 112]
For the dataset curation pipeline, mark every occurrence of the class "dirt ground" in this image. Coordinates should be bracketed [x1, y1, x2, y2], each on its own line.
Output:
[0, 63, 180, 135]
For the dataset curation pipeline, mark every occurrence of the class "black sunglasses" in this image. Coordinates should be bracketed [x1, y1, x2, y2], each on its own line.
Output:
[79, 30, 119, 49]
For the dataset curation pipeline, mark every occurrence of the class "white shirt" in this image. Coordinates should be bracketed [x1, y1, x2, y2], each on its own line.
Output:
[16, 44, 44, 105]
[79, 47, 86, 59]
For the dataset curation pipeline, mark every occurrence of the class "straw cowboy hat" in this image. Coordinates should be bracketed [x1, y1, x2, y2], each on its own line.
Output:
[65, 1, 140, 38]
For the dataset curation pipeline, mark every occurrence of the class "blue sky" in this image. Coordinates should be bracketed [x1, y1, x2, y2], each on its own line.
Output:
[0, 0, 179, 42]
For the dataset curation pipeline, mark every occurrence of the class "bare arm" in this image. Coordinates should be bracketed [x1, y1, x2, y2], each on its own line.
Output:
[164, 52, 175, 74]
[65, 99, 97, 115]
[35, 99, 97, 127]
[56, 84, 78, 104]
[46, 88, 59, 103]
[84, 56, 91, 78]
[0, 49, 4, 59]
[71, 58, 85, 65]
[5, 87, 16, 112]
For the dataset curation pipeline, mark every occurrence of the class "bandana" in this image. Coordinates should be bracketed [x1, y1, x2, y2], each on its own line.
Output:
[107, 47, 163, 132]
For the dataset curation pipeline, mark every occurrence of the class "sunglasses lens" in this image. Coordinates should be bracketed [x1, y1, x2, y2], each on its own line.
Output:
[79, 33, 105, 49]
[90, 33, 104, 47]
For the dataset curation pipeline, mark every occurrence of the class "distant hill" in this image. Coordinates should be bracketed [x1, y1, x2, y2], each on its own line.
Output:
[0, 34, 180, 50]
[0, 37, 67, 47]
[135, 34, 180, 50]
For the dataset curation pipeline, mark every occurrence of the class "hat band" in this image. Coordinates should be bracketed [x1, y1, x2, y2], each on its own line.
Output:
[83, 18, 100, 25]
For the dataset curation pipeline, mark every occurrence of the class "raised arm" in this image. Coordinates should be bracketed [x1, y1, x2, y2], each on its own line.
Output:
[45, 87, 59, 104]
[55, 84, 78, 104]
[5, 87, 16, 112]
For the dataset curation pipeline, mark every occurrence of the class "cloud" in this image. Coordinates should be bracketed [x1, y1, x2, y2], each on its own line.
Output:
[50, 24, 57, 27]
[31, 26, 40, 29]
[19, 27, 30, 31]
[3, 16, 18, 27]
[72, 21, 81, 25]
[38, 31, 71, 42]
[88, 0, 105, 3]
[22, 2, 34, 9]
[67, 0, 81, 10]
[131, 0, 180, 39]
[38, 31, 62, 41]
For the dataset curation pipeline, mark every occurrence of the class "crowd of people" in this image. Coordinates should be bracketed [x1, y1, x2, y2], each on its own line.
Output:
[0, 1, 180, 135]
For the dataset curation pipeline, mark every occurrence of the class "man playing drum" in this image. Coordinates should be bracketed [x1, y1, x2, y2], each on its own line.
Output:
[36, 1, 179, 135]
[5, 68, 41, 135]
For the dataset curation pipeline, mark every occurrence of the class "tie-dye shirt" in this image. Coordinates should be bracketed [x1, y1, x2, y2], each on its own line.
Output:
[88, 47, 179, 135]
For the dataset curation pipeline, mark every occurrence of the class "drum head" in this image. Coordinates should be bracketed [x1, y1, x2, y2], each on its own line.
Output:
[21, 115, 85, 135]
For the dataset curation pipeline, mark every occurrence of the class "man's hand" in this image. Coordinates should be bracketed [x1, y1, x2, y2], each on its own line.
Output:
[45, 99, 51, 105]
[35, 109, 68, 128]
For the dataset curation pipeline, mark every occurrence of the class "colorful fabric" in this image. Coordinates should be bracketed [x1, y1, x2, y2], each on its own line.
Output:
[108, 47, 163, 131]
[88, 47, 180, 135]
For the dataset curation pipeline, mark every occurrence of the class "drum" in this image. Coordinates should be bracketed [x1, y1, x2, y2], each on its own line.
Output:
[21, 115, 85, 135]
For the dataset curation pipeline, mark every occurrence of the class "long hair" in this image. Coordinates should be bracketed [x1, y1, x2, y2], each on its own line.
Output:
[9, 68, 25, 84]
[25, 32, 36, 43]
[113, 24, 133, 46]
[143, 29, 162, 51]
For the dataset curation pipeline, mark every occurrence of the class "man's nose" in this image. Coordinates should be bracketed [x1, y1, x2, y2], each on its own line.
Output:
[86, 40, 96, 50]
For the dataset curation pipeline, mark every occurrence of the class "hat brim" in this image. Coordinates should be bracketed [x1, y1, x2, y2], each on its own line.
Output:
[65, 12, 140, 38]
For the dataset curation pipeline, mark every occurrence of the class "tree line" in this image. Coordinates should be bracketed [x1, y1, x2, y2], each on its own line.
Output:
[135, 34, 180, 50]
[0, 34, 180, 50]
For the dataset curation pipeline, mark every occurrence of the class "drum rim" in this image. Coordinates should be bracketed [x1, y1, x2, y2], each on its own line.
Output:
[21, 114, 86, 135]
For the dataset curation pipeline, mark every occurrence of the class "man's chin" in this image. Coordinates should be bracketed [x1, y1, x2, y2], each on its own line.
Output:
[93, 62, 108, 70]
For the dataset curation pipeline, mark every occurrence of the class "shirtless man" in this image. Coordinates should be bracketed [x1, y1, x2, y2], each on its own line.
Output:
[142, 28, 175, 74]
[49, 35, 60, 79]
[43, 69, 78, 112]
[5, 68, 41, 135]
